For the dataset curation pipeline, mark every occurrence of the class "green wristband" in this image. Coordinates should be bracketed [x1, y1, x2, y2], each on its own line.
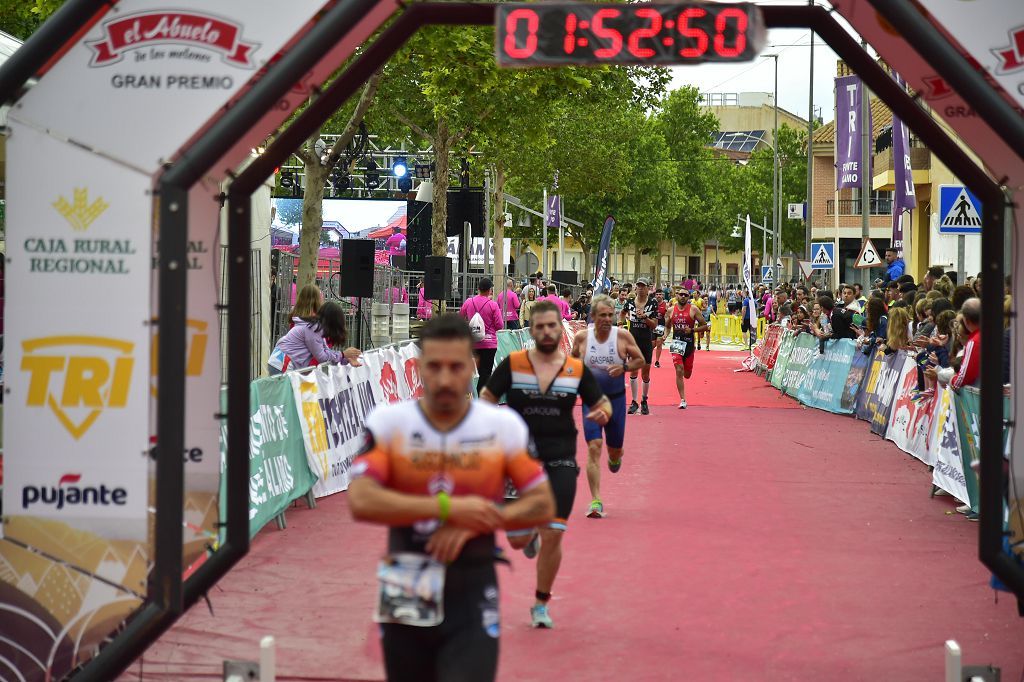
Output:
[437, 491, 451, 524]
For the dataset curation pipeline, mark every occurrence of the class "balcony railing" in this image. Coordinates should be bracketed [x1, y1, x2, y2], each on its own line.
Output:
[826, 198, 893, 216]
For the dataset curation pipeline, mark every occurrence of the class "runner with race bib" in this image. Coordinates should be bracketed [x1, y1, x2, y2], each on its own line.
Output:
[666, 289, 708, 409]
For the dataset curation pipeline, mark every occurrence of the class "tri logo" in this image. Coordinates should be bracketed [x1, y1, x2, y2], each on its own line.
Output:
[21, 336, 135, 439]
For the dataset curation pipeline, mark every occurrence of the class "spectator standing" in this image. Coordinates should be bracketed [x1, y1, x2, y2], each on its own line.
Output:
[936, 298, 980, 390]
[415, 279, 433, 320]
[268, 301, 362, 375]
[459, 278, 504, 392]
[519, 287, 538, 327]
[497, 278, 522, 330]
[881, 247, 906, 285]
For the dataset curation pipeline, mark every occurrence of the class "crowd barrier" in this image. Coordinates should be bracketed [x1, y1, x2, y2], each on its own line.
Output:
[708, 313, 766, 346]
[751, 325, 1010, 511]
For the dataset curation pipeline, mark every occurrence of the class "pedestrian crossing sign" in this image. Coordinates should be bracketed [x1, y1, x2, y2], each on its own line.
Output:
[760, 266, 773, 283]
[810, 242, 835, 269]
[938, 185, 982, 234]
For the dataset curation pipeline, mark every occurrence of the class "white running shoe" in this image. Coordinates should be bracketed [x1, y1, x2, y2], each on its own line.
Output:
[678, 399, 687, 409]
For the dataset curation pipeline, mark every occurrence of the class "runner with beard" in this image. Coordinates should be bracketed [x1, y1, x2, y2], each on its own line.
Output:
[348, 315, 555, 682]
[482, 300, 612, 629]
[666, 289, 708, 409]
[571, 294, 645, 518]
[620, 278, 659, 415]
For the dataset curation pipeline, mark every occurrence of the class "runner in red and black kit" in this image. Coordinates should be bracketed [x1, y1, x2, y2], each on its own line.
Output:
[666, 289, 708, 409]
[482, 300, 612, 629]
[653, 289, 668, 368]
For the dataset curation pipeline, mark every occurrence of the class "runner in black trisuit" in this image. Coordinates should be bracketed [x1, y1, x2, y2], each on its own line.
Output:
[482, 300, 612, 629]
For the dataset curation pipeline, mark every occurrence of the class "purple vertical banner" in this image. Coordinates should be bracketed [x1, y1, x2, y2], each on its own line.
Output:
[835, 75, 864, 190]
[545, 194, 561, 228]
[891, 73, 917, 257]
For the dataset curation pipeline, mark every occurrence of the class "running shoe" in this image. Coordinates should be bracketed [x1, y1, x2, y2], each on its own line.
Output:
[628, 401, 639, 415]
[608, 458, 622, 473]
[678, 399, 687, 409]
[966, 511, 980, 522]
[640, 400, 650, 415]
[654, 361, 661, 368]
[531, 604, 554, 629]
[587, 499, 605, 518]
[696, 344, 701, 350]
[523, 532, 541, 559]
[706, 346, 711, 352]
[955, 504, 971, 515]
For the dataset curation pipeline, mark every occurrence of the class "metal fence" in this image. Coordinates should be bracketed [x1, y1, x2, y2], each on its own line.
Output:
[270, 251, 588, 350]
[219, 247, 263, 383]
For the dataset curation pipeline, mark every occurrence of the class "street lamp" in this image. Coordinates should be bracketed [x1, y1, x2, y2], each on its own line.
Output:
[764, 53, 780, 283]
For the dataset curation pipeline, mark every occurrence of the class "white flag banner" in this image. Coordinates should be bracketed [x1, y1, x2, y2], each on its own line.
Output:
[930, 386, 969, 504]
[743, 215, 756, 329]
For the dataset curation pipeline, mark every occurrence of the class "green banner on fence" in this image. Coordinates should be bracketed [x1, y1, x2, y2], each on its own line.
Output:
[797, 339, 857, 413]
[769, 331, 796, 390]
[778, 333, 819, 397]
[235, 377, 319, 538]
[953, 387, 1009, 513]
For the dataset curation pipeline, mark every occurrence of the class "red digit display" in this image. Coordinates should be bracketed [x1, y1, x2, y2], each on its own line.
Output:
[564, 12, 578, 54]
[504, 8, 539, 60]
[627, 8, 663, 59]
[591, 8, 623, 59]
[678, 7, 709, 58]
[713, 7, 748, 58]
[495, 3, 766, 67]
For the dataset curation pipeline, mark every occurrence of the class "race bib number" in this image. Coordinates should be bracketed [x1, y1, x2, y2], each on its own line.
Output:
[670, 340, 688, 356]
[375, 553, 446, 627]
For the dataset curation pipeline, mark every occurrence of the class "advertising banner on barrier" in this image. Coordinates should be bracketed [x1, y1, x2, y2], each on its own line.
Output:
[769, 330, 796, 390]
[841, 349, 871, 413]
[886, 354, 937, 465]
[247, 377, 318, 537]
[797, 339, 857, 413]
[869, 352, 904, 436]
[292, 363, 376, 497]
[364, 345, 411, 404]
[779, 333, 819, 397]
[757, 325, 784, 371]
[930, 386, 969, 504]
[953, 387, 1008, 512]
[398, 342, 424, 398]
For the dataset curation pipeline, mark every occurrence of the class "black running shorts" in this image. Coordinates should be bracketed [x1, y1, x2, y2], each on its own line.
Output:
[633, 333, 654, 366]
[544, 460, 578, 531]
[381, 563, 500, 682]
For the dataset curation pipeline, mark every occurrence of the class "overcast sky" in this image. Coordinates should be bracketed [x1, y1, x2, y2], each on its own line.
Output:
[668, 2, 867, 125]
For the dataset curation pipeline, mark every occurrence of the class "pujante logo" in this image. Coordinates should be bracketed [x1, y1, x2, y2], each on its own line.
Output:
[21, 336, 135, 439]
[992, 26, 1024, 74]
[53, 188, 109, 231]
[87, 11, 259, 67]
[22, 472, 128, 511]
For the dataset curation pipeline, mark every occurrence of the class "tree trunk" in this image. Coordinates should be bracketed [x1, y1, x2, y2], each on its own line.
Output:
[633, 248, 641, 281]
[298, 135, 328, 289]
[431, 119, 452, 257]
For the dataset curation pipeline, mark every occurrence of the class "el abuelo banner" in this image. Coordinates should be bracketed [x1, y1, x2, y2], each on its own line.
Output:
[8, 0, 337, 174]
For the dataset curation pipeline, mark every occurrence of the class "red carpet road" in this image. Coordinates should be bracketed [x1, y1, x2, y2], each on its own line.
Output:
[126, 352, 1024, 681]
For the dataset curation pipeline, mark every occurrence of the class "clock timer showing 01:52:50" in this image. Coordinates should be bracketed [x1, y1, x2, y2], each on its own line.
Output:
[495, 2, 768, 67]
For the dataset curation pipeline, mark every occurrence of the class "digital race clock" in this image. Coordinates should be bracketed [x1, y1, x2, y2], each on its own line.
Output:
[496, 3, 767, 67]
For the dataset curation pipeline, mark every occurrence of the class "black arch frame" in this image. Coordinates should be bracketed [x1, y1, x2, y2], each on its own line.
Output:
[0, 2, 1020, 679]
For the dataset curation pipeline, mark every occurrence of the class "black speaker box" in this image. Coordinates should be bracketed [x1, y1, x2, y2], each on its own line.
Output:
[445, 190, 485, 238]
[339, 239, 375, 298]
[423, 256, 452, 300]
[551, 270, 578, 285]
[406, 199, 432, 271]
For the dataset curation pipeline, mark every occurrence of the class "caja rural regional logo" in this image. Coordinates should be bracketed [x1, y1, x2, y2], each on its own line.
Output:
[53, 188, 109, 231]
[21, 336, 135, 439]
[87, 11, 260, 67]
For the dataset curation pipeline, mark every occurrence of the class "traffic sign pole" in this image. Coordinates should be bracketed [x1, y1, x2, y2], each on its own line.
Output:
[958, 234, 965, 284]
